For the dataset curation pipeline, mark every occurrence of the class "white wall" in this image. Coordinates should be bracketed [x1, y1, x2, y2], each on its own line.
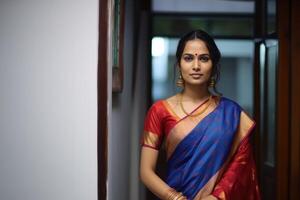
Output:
[0, 1, 98, 200]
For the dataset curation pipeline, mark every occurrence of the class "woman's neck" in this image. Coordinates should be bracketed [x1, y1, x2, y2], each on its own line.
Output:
[181, 84, 210, 103]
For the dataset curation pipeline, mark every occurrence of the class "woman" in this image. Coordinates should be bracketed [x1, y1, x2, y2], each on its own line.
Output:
[140, 30, 261, 200]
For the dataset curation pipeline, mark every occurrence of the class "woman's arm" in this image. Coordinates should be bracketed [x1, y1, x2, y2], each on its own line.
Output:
[140, 147, 187, 200]
[201, 195, 218, 200]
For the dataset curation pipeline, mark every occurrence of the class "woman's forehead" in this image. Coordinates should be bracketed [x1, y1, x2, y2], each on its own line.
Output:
[183, 39, 209, 54]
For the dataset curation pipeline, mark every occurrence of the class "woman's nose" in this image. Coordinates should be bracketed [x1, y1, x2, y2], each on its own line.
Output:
[193, 60, 201, 71]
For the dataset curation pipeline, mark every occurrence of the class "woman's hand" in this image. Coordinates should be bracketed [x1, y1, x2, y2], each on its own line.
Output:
[201, 195, 218, 200]
[178, 196, 188, 200]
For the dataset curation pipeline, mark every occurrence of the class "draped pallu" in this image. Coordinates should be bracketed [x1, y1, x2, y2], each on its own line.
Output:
[142, 97, 261, 200]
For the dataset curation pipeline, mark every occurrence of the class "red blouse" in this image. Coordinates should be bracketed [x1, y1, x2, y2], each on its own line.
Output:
[141, 100, 179, 150]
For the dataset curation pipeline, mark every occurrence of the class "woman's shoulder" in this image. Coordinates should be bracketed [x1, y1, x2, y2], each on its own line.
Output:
[147, 97, 169, 113]
[148, 94, 179, 113]
[220, 96, 243, 110]
[220, 96, 254, 118]
[151, 94, 179, 106]
[149, 99, 164, 109]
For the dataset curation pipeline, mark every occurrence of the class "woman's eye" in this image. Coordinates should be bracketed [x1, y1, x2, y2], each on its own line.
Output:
[199, 56, 210, 62]
[183, 56, 193, 62]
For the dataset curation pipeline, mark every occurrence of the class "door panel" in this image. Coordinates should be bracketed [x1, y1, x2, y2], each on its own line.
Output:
[258, 39, 278, 200]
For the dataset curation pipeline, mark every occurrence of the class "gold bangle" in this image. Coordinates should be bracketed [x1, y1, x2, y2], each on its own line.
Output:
[165, 188, 174, 200]
[174, 193, 183, 200]
[170, 191, 178, 200]
[165, 188, 181, 200]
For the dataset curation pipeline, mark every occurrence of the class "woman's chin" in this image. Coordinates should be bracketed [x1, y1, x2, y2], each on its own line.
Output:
[185, 81, 208, 87]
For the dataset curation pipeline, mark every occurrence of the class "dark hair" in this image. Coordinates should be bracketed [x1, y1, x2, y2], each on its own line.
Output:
[175, 29, 222, 95]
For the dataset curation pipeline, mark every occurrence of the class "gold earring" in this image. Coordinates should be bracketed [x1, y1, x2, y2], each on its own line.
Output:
[209, 78, 215, 88]
[176, 74, 184, 87]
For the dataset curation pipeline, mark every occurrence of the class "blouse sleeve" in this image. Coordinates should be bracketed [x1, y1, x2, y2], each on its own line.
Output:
[141, 102, 164, 150]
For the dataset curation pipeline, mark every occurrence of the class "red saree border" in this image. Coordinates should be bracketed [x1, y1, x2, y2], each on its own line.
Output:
[161, 100, 181, 121]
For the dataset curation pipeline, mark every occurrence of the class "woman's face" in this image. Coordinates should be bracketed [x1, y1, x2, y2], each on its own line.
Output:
[179, 39, 213, 87]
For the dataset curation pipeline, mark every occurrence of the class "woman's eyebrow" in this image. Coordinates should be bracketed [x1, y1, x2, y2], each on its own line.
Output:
[182, 53, 210, 56]
[182, 53, 194, 56]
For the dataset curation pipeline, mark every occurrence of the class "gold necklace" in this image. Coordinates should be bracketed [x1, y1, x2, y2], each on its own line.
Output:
[179, 94, 212, 117]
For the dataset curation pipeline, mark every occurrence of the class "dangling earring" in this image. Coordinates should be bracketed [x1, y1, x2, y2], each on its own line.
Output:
[209, 77, 215, 88]
[176, 73, 184, 87]
[209, 76, 222, 96]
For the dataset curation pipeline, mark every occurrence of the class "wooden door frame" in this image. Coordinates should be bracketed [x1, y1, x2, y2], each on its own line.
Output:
[290, 0, 300, 198]
[98, 0, 109, 199]
[277, 0, 290, 199]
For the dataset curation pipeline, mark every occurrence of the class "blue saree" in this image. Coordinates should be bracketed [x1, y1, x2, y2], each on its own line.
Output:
[167, 97, 240, 199]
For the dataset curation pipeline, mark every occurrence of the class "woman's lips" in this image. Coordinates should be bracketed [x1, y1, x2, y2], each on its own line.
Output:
[190, 74, 203, 79]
